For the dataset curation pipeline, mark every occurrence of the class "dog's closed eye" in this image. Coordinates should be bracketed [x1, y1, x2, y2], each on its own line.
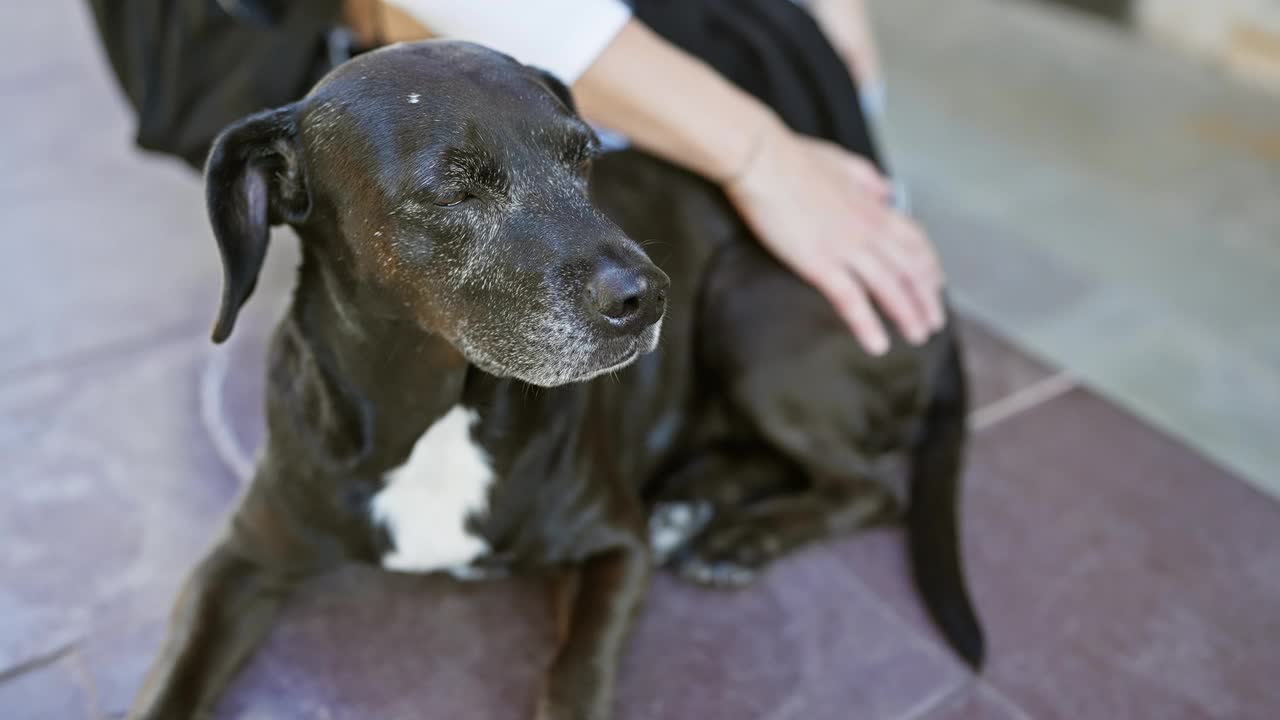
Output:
[569, 140, 601, 176]
[434, 191, 476, 208]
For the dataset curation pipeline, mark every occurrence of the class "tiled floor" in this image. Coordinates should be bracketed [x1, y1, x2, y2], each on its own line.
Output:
[871, 0, 1280, 496]
[3, 2, 1279, 719]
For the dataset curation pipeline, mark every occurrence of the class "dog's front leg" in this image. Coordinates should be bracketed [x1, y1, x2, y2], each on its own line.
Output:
[539, 544, 650, 720]
[128, 479, 328, 720]
[127, 540, 289, 719]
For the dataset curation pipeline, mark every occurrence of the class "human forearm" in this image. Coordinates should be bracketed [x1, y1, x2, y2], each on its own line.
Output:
[345, 0, 435, 46]
[572, 19, 784, 185]
[806, 0, 881, 86]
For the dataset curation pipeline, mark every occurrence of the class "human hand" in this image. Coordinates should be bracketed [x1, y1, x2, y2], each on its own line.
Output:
[722, 123, 945, 355]
[572, 16, 940, 354]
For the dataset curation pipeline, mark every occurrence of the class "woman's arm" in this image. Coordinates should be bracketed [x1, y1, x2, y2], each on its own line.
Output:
[807, 0, 883, 88]
[343, 0, 433, 45]
[572, 19, 779, 186]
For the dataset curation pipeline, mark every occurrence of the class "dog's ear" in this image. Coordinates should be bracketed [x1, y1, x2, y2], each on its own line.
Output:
[531, 67, 578, 115]
[205, 105, 310, 343]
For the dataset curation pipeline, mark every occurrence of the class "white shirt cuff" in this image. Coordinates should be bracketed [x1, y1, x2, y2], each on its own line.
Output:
[389, 1, 632, 83]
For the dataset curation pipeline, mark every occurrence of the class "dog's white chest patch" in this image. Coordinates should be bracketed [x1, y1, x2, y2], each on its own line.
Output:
[370, 406, 494, 575]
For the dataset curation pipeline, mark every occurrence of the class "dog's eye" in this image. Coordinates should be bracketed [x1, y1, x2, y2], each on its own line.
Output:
[434, 192, 475, 208]
[570, 140, 600, 177]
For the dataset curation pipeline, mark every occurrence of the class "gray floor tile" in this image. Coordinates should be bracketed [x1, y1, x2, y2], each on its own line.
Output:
[0, 654, 94, 720]
[874, 0, 1280, 496]
[1132, 331, 1280, 493]
[916, 185, 1100, 334]
[0, 339, 238, 687]
[0, 0, 218, 378]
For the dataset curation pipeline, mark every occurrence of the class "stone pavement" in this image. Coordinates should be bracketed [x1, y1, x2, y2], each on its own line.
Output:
[3, 2, 1279, 718]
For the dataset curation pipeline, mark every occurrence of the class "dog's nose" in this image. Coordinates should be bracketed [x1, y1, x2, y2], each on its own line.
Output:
[585, 264, 669, 333]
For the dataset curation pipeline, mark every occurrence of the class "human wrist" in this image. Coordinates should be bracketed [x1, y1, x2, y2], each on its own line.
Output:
[717, 110, 787, 190]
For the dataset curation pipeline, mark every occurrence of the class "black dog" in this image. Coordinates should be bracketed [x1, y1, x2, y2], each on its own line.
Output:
[128, 40, 982, 720]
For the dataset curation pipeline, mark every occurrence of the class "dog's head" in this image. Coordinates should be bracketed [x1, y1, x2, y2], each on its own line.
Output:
[205, 41, 668, 386]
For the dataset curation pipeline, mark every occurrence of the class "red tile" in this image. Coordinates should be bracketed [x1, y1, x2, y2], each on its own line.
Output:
[840, 389, 1280, 719]
[197, 547, 962, 720]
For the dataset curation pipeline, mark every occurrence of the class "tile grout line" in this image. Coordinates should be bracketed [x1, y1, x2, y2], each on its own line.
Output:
[969, 371, 1076, 432]
[0, 640, 78, 685]
[66, 649, 104, 720]
[824, 547, 1041, 720]
[820, 544, 982, 686]
[979, 680, 1038, 720]
[893, 678, 969, 720]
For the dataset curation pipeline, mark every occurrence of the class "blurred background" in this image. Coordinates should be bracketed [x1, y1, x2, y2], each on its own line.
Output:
[884, 0, 1280, 494]
[2, 0, 1278, 718]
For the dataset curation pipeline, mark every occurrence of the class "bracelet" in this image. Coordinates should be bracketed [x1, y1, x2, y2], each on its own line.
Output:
[721, 116, 778, 188]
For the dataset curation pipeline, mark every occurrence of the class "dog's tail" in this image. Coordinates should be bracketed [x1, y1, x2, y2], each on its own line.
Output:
[906, 335, 985, 669]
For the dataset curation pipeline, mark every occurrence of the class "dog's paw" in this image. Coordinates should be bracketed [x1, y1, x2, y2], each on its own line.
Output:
[648, 500, 714, 564]
[670, 518, 783, 588]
